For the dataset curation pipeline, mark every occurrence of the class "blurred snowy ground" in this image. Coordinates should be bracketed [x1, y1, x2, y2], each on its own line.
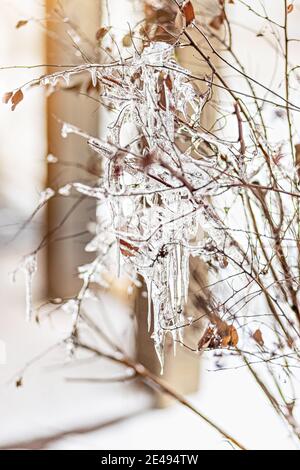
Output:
[0, 239, 299, 450]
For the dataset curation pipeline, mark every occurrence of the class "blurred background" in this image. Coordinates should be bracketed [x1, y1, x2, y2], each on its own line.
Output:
[0, 0, 299, 450]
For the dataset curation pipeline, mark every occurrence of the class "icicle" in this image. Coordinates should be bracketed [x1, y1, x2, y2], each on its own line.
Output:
[31, 39, 218, 367]
[154, 332, 165, 374]
[175, 243, 182, 310]
[65, 337, 75, 360]
[21, 254, 37, 322]
[145, 277, 152, 332]
[90, 67, 98, 87]
[116, 237, 121, 278]
[62, 72, 71, 87]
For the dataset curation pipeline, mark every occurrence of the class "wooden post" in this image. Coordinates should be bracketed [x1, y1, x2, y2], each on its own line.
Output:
[46, 0, 100, 298]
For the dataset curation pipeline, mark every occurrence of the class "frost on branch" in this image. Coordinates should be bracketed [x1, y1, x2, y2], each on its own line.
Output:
[55, 41, 229, 369]
[20, 41, 225, 368]
[18, 40, 285, 369]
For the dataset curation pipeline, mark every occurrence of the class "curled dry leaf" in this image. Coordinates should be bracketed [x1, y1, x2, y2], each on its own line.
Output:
[252, 328, 264, 347]
[287, 4, 294, 13]
[16, 19, 28, 29]
[221, 325, 238, 347]
[198, 321, 238, 350]
[11, 89, 24, 111]
[95, 26, 111, 41]
[182, 1, 195, 26]
[198, 326, 215, 350]
[2, 91, 13, 104]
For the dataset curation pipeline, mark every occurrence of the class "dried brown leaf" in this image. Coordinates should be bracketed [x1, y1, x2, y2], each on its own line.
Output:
[182, 1, 195, 26]
[252, 329, 264, 347]
[95, 26, 111, 41]
[11, 89, 24, 111]
[287, 4, 294, 13]
[227, 325, 238, 347]
[198, 326, 215, 350]
[165, 74, 173, 92]
[16, 20, 28, 29]
[218, 322, 238, 347]
[2, 91, 13, 104]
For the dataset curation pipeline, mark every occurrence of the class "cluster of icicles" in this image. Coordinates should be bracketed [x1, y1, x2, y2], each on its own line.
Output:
[20, 42, 227, 370]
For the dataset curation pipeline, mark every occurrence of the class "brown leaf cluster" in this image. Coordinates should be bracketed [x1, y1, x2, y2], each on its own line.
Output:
[198, 321, 239, 350]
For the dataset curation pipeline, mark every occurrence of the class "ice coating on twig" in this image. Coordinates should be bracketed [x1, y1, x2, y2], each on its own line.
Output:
[21, 254, 37, 322]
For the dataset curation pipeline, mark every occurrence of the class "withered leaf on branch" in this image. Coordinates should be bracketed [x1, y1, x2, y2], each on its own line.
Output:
[198, 321, 239, 350]
[95, 26, 111, 41]
[16, 19, 28, 29]
[198, 326, 216, 350]
[165, 74, 173, 92]
[252, 329, 264, 347]
[287, 4, 294, 13]
[182, 1, 195, 26]
[2, 91, 13, 104]
[221, 325, 239, 347]
[11, 89, 24, 111]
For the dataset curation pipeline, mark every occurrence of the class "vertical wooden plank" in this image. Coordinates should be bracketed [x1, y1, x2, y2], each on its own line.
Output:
[46, 0, 101, 298]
